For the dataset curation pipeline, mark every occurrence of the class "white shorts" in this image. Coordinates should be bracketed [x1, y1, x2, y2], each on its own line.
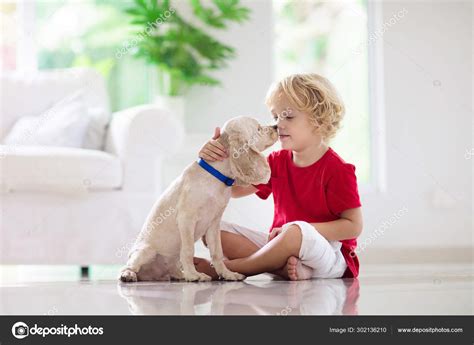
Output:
[220, 220, 347, 279]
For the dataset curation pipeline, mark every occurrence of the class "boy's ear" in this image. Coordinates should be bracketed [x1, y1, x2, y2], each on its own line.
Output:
[311, 122, 322, 133]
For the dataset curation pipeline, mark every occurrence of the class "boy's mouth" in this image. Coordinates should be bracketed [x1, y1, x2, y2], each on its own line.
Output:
[279, 134, 290, 140]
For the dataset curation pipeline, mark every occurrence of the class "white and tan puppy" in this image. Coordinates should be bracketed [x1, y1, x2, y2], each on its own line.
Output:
[119, 116, 278, 282]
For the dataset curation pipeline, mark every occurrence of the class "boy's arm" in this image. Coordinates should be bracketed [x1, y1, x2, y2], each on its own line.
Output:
[309, 207, 363, 241]
[231, 185, 258, 198]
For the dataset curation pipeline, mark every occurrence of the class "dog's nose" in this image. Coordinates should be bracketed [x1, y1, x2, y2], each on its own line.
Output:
[271, 124, 278, 130]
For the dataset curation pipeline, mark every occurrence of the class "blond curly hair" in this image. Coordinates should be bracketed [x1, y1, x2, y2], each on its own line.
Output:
[265, 73, 345, 141]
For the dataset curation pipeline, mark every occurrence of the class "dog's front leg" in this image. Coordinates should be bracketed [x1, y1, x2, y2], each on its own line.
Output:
[205, 222, 246, 281]
[177, 214, 212, 282]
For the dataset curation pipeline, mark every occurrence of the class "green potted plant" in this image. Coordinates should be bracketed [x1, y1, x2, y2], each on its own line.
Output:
[123, 0, 250, 125]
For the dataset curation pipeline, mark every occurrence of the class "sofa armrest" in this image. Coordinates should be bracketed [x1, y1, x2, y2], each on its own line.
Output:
[105, 104, 184, 193]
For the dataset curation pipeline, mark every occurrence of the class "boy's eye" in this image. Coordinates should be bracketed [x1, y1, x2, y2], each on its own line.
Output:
[272, 114, 293, 122]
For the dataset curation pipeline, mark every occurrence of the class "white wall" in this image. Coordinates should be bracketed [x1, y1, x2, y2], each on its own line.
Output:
[359, 1, 472, 255]
[184, 0, 274, 134]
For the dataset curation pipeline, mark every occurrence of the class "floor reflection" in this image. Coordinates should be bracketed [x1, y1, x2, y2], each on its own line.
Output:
[117, 278, 360, 315]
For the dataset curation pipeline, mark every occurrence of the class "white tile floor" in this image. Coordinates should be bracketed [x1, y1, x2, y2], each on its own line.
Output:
[0, 264, 472, 315]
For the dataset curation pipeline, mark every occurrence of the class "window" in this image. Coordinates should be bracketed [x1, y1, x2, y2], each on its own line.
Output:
[0, 2, 18, 71]
[4, 0, 153, 112]
[273, 0, 371, 185]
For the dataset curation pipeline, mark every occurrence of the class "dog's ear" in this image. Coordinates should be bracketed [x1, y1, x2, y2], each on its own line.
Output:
[227, 133, 271, 186]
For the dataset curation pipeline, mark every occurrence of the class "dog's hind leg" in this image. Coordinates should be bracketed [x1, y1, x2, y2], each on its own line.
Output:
[119, 245, 157, 282]
[136, 254, 170, 281]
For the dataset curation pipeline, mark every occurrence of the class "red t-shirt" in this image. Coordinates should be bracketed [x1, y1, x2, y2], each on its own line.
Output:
[252, 148, 362, 278]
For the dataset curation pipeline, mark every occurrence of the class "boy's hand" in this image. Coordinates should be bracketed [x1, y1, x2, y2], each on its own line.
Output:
[267, 227, 282, 242]
[198, 127, 229, 162]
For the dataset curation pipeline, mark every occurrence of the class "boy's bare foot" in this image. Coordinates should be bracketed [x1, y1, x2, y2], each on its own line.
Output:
[285, 256, 313, 281]
[193, 257, 220, 280]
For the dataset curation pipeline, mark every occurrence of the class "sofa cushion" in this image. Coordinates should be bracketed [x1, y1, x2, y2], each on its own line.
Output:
[3, 90, 91, 148]
[0, 68, 110, 150]
[0, 146, 122, 192]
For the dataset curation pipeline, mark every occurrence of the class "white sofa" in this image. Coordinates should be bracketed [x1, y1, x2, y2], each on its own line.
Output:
[0, 68, 184, 267]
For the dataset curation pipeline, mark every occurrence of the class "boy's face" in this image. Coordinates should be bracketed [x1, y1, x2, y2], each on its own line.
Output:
[269, 93, 322, 151]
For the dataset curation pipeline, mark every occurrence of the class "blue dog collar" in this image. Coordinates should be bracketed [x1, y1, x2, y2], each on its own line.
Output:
[197, 158, 235, 187]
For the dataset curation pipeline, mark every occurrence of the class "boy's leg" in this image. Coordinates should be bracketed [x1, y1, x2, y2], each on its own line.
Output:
[224, 225, 302, 276]
[196, 224, 302, 279]
[202, 230, 260, 259]
[195, 229, 261, 279]
[219, 230, 291, 279]
[221, 231, 260, 259]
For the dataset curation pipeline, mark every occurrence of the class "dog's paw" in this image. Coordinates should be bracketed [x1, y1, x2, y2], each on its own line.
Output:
[170, 272, 184, 281]
[196, 272, 212, 282]
[183, 271, 212, 282]
[219, 270, 246, 281]
[119, 269, 138, 283]
[169, 268, 185, 281]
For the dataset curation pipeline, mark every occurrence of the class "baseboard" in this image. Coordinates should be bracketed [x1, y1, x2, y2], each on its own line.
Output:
[358, 247, 473, 264]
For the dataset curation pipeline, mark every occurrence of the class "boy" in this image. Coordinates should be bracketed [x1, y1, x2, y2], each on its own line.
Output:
[196, 73, 363, 280]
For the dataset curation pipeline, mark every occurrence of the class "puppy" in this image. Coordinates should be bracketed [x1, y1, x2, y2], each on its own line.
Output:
[119, 116, 278, 282]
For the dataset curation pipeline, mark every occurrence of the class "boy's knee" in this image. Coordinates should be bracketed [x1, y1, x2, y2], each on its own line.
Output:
[281, 225, 303, 252]
[283, 224, 302, 236]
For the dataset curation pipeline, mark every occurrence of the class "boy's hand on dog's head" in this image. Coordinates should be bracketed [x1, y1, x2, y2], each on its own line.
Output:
[198, 127, 229, 162]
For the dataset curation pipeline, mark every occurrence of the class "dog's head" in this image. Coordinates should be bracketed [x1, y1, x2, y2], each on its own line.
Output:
[220, 116, 278, 186]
